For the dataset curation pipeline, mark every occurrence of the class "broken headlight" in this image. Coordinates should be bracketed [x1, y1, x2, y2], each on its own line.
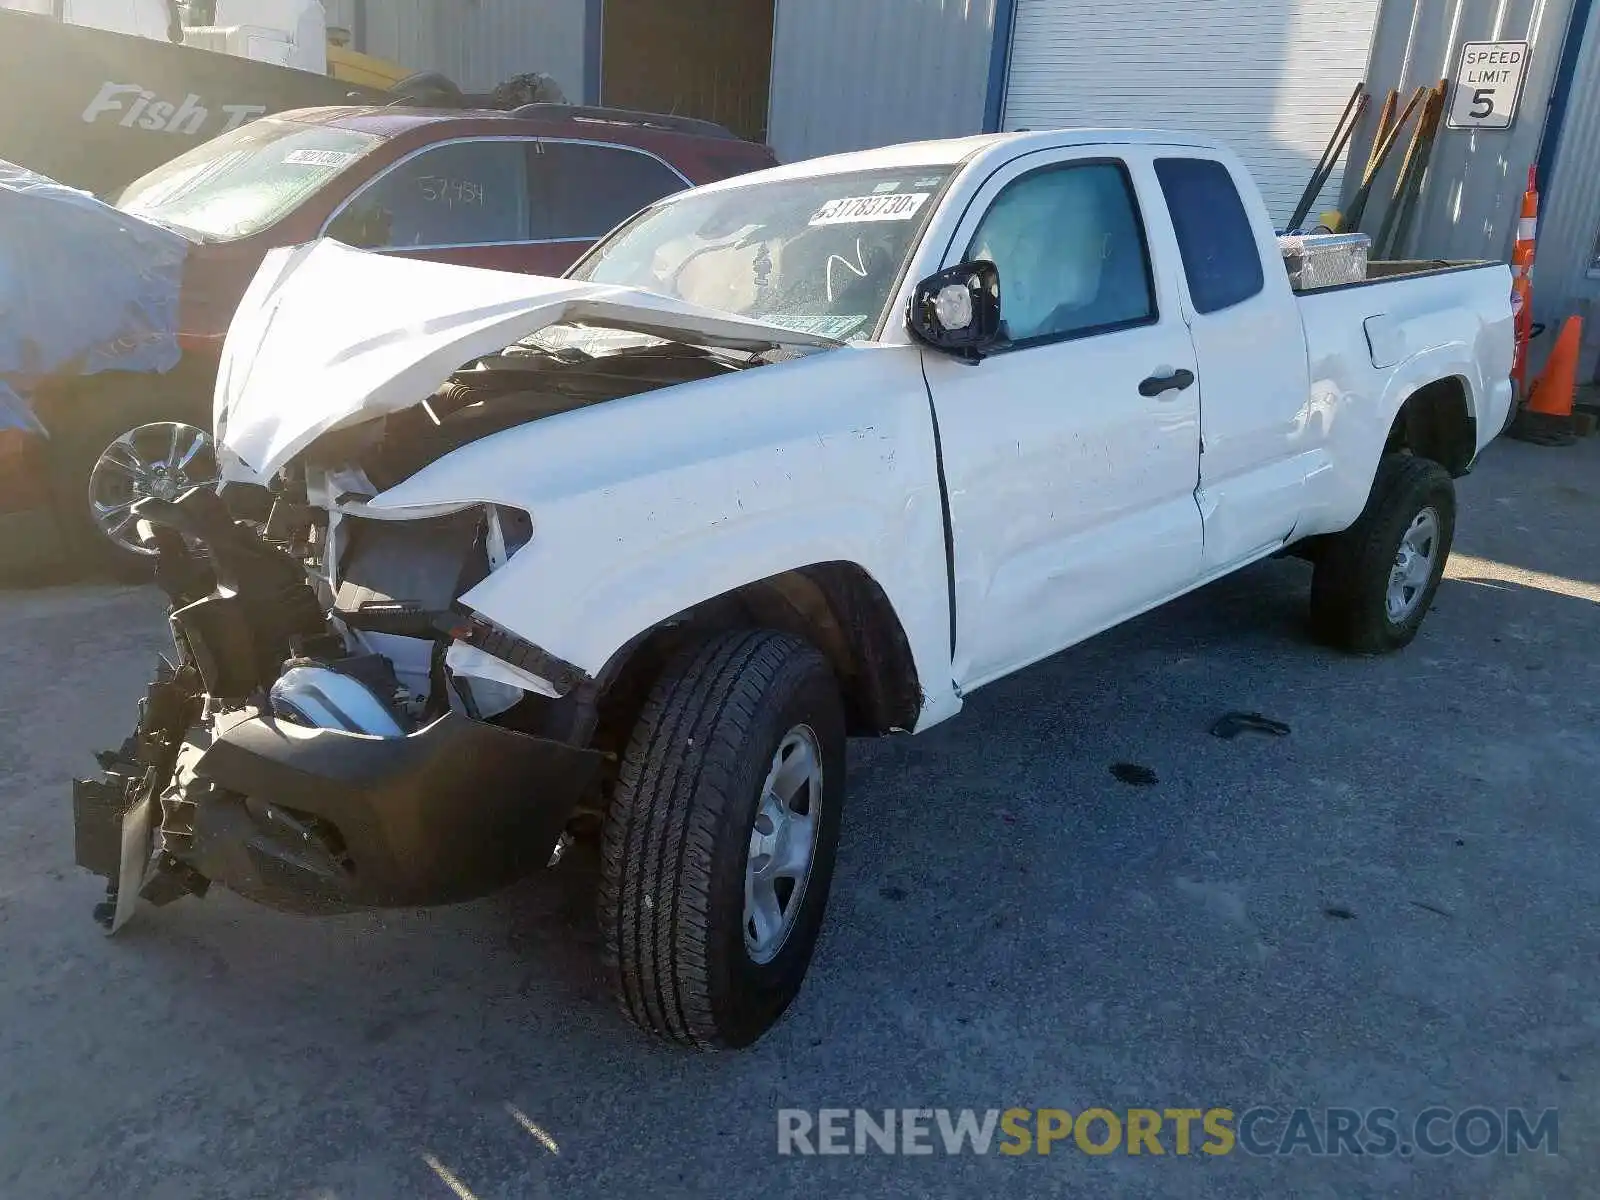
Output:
[269, 665, 409, 737]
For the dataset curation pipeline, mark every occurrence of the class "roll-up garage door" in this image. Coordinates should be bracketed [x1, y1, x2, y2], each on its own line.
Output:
[1001, 0, 1383, 226]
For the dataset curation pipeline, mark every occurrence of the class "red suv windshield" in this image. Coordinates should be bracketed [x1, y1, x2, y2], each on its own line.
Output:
[116, 119, 383, 241]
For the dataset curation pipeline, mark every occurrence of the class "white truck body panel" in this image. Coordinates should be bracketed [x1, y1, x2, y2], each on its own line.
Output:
[920, 145, 1206, 689]
[213, 129, 1514, 733]
[367, 343, 963, 729]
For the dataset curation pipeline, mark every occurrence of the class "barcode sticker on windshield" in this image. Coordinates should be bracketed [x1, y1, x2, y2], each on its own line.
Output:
[283, 149, 358, 168]
[809, 192, 930, 225]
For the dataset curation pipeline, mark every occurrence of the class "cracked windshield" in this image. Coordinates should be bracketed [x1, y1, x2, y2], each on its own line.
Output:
[570, 166, 955, 341]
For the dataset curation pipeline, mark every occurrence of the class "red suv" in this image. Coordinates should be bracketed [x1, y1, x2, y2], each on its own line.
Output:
[5, 103, 775, 577]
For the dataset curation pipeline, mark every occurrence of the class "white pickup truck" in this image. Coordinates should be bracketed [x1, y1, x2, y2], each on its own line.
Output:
[75, 129, 1514, 1050]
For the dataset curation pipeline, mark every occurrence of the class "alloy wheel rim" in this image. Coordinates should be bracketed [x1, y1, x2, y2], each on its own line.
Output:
[744, 723, 823, 965]
[86, 422, 216, 555]
[1386, 506, 1440, 622]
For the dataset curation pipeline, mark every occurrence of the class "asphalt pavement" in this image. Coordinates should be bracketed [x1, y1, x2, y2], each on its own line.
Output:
[2, 435, 1598, 1199]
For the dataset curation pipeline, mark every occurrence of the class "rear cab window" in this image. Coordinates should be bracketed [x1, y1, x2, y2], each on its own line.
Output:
[1153, 157, 1265, 314]
[116, 119, 383, 241]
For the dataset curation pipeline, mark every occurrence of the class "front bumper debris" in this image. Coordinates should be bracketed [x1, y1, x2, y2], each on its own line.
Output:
[75, 694, 602, 920]
[72, 482, 603, 924]
[185, 711, 601, 911]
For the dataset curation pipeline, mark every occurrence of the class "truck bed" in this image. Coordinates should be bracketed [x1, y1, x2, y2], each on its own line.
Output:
[1366, 259, 1495, 282]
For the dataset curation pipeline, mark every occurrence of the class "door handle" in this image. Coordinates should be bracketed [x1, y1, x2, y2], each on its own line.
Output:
[1138, 368, 1196, 397]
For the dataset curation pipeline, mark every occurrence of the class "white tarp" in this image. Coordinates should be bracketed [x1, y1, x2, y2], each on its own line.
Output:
[215, 239, 840, 482]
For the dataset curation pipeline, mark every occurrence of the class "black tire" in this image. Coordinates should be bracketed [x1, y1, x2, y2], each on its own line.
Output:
[599, 630, 846, 1049]
[41, 379, 210, 583]
[1309, 453, 1456, 653]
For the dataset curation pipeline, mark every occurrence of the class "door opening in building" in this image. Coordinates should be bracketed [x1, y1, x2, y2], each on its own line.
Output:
[601, 0, 775, 142]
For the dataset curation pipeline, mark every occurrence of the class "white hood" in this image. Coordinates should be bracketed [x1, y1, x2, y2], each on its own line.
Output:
[214, 239, 841, 482]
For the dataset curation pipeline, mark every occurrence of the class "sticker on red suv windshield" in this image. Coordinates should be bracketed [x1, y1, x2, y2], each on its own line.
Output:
[282, 148, 359, 168]
[809, 192, 930, 225]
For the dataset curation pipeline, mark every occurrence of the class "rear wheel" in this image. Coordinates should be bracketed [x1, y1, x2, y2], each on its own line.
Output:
[599, 630, 846, 1049]
[1309, 453, 1456, 653]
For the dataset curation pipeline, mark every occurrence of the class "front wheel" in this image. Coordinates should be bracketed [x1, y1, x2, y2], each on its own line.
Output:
[1309, 453, 1456, 653]
[599, 630, 846, 1049]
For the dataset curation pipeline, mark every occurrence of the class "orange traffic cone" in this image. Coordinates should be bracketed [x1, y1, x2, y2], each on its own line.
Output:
[1511, 167, 1539, 393]
[1509, 315, 1582, 445]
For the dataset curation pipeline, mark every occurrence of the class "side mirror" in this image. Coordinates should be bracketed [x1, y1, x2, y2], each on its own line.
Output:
[907, 260, 1001, 359]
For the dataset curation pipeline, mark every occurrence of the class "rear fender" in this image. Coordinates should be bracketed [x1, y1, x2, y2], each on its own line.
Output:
[1304, 343, 1489, 538]
[1334, 343, 1481, 527]
[1376, 345, 1480, 450]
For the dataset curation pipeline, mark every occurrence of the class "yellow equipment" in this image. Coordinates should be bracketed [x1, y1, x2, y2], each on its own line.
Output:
[326, 44, 415, 90]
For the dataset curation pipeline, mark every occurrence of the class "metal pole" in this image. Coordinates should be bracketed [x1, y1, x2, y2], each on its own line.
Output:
[1364, 89, 1398, 182]
[1287, 84, 1366, 232]
[1376, 85, 1441, 256]
[1346, 86, 1427, 231]
[1387, 82, 1446, 258]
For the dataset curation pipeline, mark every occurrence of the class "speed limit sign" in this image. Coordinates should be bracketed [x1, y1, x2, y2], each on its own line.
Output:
[1447, 40, 1530, 130]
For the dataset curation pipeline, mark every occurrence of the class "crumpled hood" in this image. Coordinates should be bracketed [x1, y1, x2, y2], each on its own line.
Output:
[216, 239, 842, 482]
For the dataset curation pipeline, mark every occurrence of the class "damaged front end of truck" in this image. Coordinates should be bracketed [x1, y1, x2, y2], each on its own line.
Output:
[74, 482, 608, 928]
[72, 240, 839, 931]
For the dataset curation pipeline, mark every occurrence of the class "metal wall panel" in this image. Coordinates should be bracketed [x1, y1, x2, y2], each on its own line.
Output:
[602, 0, 775, 140]
[346, 0, 436, 77]
[442, 0, 586, 99]
[1532, 0, 1600, 376]
[767, 0, 996, 164]
[1003, 0, 1385, 226]
[1349, 0, 1569, 262]
[324, 0, 587, 99]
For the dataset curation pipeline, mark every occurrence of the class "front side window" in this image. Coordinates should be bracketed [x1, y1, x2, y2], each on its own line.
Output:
[327, 140, 531, 250]
[568, 165, 956, 341]
[965, 161, 1155, 346]
[537, 142, 689, 240]
[116, 119, 382, 240]
[1154, 157, 1265, 314]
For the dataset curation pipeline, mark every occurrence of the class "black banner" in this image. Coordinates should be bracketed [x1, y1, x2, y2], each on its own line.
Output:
[0, 10, 388, 196]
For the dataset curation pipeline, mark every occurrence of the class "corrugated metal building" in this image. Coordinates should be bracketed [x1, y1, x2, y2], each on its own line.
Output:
[344, 0, 1386, 226]
[766, 0, 997, 162]
[1533, 0, 1600, 379]
[333, 0, 1598, 377]
[323, 0, 776, 142]
[1350, 0, 1600, 378]
[765, 0, 1390, 224]
[322, 0, 589, 102]
[997, 0, 1383, 223]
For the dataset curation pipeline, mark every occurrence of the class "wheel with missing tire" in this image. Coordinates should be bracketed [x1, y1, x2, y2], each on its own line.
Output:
[85, 421, 215, 558]
[1309, 453, 1456, 653]
[43, 382, 215, 582]
[599, 630, 846, 1049]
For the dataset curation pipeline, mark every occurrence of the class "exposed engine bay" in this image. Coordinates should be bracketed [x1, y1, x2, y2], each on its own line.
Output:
[324, 330, 753, 490]
[71, 326, 770, 930]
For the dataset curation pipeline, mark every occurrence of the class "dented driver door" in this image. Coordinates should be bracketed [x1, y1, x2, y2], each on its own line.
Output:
[923, 147, 1204, 692]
